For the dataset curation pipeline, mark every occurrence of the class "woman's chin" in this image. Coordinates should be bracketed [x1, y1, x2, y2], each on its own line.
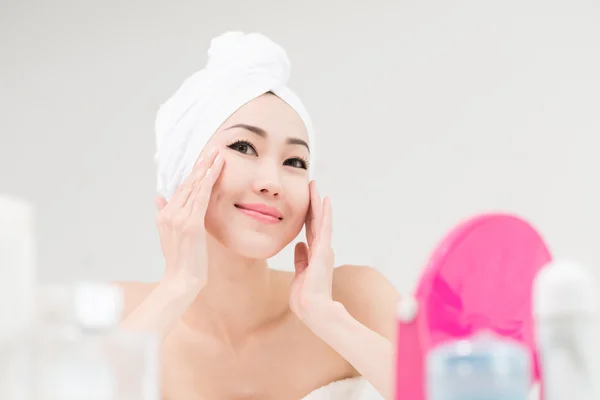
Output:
[222, 233, 289, 260]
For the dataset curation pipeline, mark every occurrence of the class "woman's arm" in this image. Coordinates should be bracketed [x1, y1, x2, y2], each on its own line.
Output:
[120, 273, 202, 340]
[304, 265, 400, 400]
[289, 184, 399, 399]
[120, 148, 224, 340]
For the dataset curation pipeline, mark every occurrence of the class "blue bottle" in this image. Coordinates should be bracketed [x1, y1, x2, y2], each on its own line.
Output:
[426, 330, 531, 400]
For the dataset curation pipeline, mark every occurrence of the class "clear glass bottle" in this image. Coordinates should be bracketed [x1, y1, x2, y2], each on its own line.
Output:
[30, 283, 100, 400]
[426, 330, 531, 400]
[30, 281, 160, 400]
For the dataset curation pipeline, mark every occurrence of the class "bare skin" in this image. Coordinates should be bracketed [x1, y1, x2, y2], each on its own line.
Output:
[121, 94, 400, 400]
[120, 266, 396, 400]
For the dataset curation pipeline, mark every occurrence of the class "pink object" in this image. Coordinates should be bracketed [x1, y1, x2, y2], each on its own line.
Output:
[395, 213, 551, 399]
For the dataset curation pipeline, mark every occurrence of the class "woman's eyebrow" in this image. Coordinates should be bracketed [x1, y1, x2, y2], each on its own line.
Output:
[225, 123, 310, 152]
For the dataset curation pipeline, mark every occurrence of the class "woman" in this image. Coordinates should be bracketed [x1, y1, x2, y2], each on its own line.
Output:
[120, 32, 400, 399]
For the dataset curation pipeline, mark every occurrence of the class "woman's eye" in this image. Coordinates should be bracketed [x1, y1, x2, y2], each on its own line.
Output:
[228, 141, 257, 156]
[284, 158, 308, 169]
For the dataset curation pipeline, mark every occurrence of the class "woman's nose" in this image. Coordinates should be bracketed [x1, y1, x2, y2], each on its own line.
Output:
[253, 164, 282, 198]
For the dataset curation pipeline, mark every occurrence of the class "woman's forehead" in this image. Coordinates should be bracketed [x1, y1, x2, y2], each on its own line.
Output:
[215, 94, 309, 143]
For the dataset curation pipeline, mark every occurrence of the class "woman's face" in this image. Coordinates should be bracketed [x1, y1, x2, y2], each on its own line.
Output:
[203, 93, 311, 259]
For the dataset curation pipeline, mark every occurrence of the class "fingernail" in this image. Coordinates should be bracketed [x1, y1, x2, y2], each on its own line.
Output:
[209, 147, 216, 155]
[206, 168, 212, 177]
[215, 154, 222, 163]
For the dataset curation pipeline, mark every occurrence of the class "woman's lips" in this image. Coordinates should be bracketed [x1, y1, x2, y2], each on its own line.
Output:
[235, 203, 283, 224]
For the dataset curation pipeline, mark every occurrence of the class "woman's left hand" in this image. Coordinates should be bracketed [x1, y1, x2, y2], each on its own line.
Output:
[290, 181, 336, 323]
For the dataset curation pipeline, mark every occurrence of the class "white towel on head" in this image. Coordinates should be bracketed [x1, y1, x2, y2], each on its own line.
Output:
[154, 31, 316, 200]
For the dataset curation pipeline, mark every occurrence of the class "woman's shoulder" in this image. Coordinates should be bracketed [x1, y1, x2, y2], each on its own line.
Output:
[332, 264, 398, 304]
[332, 265, 400, 340]
[270, 265, 400, 339]
[113, 281, 158, 318]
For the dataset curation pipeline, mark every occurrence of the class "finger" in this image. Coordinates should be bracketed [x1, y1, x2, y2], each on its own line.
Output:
[188, 146, 218, 184]
[309, 181, 323, 242]
[318, 197, 333, 249]
[305, 200, 314, 245]
[171, 147, 215, 196]
[169, 148, 219, 209]
[154, 196, 167, 212]
[190, 152, 225, 215]
[294, 242, 309, 276]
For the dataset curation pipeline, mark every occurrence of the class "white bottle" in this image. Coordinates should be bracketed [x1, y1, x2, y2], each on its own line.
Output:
[31, 282, 117, 400]
[533, 260, 598, 400]
[77, 281, 161, 400]
[32, 281, 160, 400]
[0, 195, 36, 341]
[0, 195, 36, 400]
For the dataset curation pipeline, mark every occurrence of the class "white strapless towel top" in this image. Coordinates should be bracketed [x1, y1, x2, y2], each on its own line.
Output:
[300, 377, 382, 400]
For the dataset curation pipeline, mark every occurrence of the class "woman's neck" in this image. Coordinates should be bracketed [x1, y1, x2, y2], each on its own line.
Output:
[181, 238, 289, 348]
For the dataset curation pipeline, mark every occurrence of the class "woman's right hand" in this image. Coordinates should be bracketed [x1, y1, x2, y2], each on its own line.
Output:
[154, 147, 224, 292]
[120, 149, 223, 337]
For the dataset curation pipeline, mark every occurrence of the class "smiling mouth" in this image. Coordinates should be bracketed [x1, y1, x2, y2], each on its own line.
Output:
[234, 204, 283, 223]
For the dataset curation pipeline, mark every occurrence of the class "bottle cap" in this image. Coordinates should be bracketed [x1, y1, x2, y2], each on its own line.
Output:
[397, 296, 419, 322]
[74, 281, 123, 329]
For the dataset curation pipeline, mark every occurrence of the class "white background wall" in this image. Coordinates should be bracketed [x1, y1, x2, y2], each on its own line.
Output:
[1, 0, 599, 302]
